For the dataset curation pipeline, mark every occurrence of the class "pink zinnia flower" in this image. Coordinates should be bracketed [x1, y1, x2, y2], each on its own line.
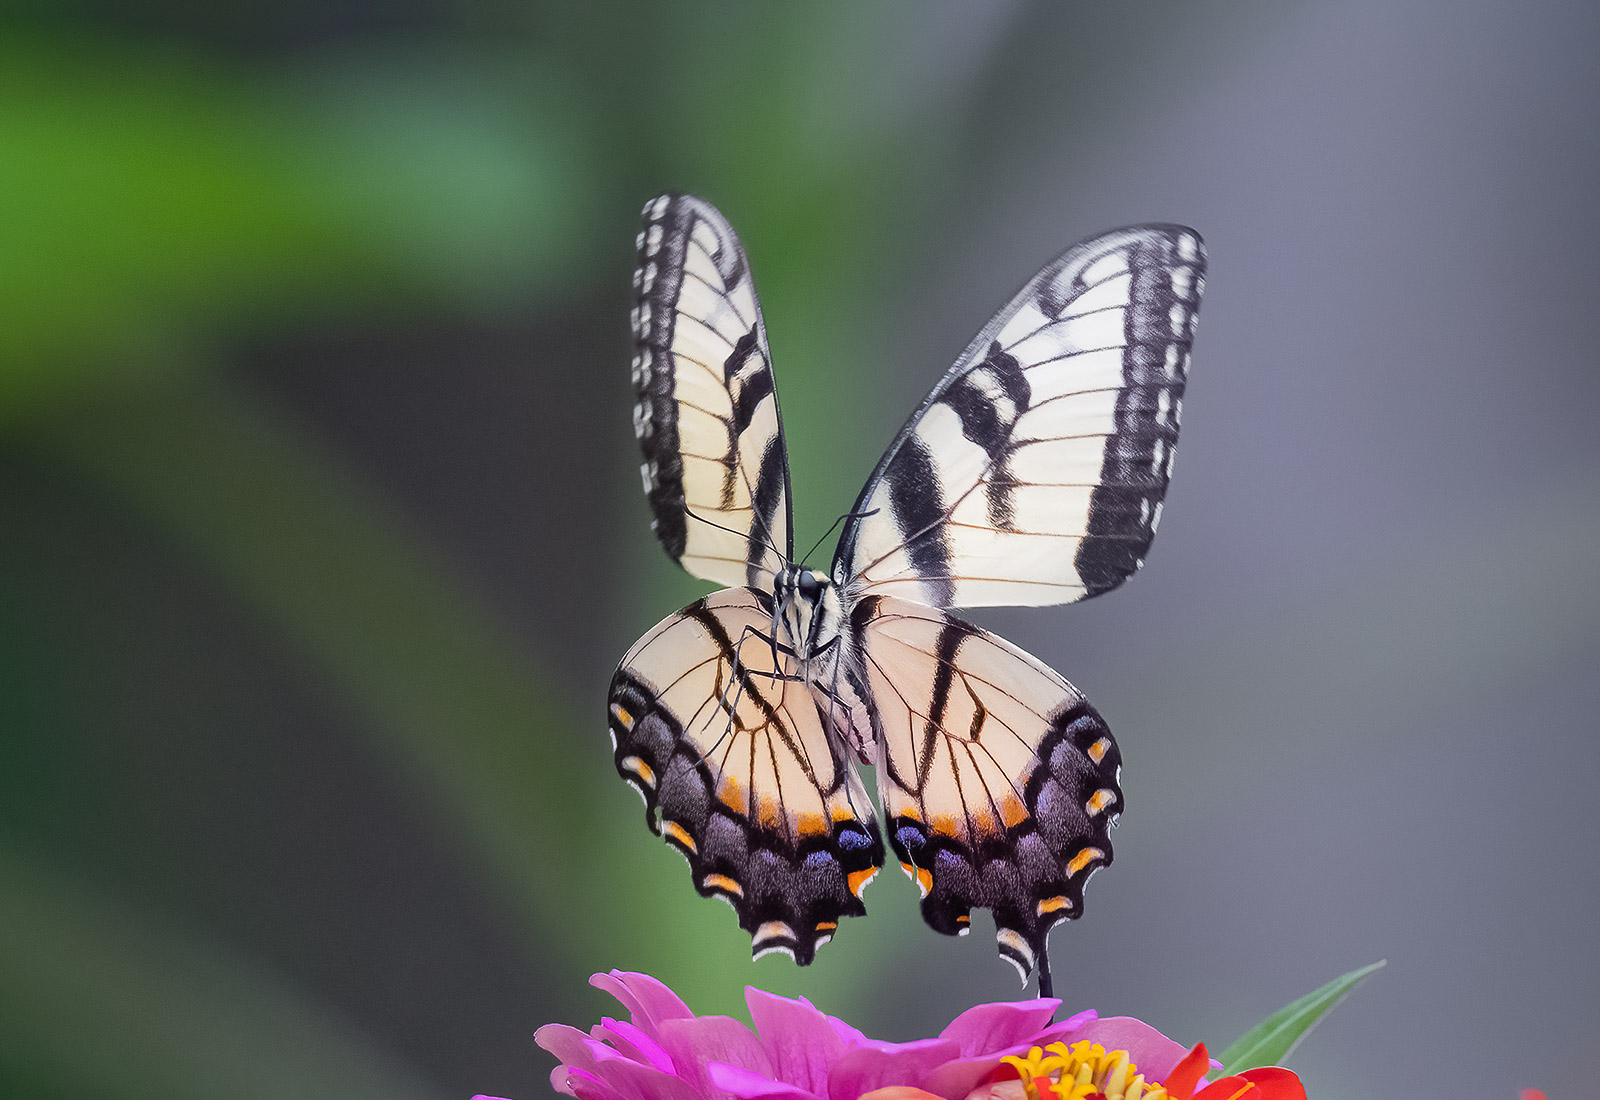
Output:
[478, 971, 1307, 1100]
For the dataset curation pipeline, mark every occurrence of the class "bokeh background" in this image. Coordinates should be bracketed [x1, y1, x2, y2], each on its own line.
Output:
[2, 2, 1597, 1098]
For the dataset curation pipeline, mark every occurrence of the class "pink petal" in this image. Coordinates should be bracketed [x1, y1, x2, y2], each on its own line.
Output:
[825, 1038, 961, 1100]
[658, 1015, 773, 1096]
[916, 1054, 1010, 1100]
[557, 1067, 626, 1100]
[804, 996, 870, 1047]
[938, 999, 1061, 1057]
[596, 1018, 676, 1074]
[1062, 1017, 1192, 1083]
[591, 972, 695, 1039]
[708, 1060, 825, 1100]
[589, 1051, 703, 1100]
[537, 1024, 605, 1074]
[747, 989, 850, 1093]
[917, 1012, 1100, 1100]
[1018, 1010, 1097, 1051]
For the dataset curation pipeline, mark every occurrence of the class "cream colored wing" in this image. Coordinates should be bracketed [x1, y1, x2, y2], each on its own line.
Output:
[607, 588, 884, 962]
[851, 594, 1123, 982]
[835, 225, 1205, 608]
[631, 194, 791, 589]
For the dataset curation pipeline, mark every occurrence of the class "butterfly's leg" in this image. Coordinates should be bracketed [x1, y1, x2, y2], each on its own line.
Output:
[708, 622, 760, 751]
[708, 621, 789, 755]
[767, 593, 785, 678]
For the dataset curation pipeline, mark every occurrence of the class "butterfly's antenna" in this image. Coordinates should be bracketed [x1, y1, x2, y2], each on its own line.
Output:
[1037, 947, 1053, 1000]
[684, 507, 786, 564]
[799, 507, 880, 568]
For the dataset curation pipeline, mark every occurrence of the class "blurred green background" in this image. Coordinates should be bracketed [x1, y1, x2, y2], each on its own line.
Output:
[2, 3, 1597, 1099]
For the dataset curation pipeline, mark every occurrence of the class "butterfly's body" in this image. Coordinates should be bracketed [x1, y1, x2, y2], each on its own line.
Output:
[611, 194, 1205, 990]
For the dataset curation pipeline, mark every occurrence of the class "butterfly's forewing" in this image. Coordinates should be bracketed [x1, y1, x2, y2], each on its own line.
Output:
[632, 194, 792, 588]
[607, 588, 885, 962]
[835, 225, 1206, 609]
[850, 595, 1122, 981]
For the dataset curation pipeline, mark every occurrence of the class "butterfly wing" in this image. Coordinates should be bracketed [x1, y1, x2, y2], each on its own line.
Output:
[607, 588, 885, 962]
[632, 194, 792, 589]
[849, 595, 1122, 982]
[835, 225, 1206, 608]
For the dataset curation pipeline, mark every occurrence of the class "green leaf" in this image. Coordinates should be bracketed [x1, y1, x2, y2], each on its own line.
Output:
[1217, 959, 1386, 1073]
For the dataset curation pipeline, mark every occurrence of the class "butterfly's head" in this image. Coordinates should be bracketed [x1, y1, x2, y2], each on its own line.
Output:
[773, 565, 844, 663]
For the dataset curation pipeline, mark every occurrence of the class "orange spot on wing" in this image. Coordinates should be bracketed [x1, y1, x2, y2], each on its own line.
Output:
[814, 921, 838, 932]
[756, 795, 780, 829]
[901, 862, 933, 897]
[718, 775, 745, 811]
[1087, 737, 1111, 764]
[796, 812, 828, 837]
[1036, 895, 1070, 916]
[999, 794, 1029, 829]
[1085, 788, 1116, 816]
[1066, 846, 1104, 875]
[702, 873, 743, 898]
[847, 866, 878, 898]
[663, 820, 698, 855]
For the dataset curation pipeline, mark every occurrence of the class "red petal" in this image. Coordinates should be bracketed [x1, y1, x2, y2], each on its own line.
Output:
[1191, 1066, 1308, 1100]
[1521, 1092, 1548, 1100]
[1238, 1068, 1308, 1100]
[1162, 1044, 1211, 1098]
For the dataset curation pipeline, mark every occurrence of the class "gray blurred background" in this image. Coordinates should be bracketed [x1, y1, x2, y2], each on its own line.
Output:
[1, 2, 1596, 1099]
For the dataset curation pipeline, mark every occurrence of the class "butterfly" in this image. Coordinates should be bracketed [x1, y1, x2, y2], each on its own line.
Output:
[610, 194, 1204, 994]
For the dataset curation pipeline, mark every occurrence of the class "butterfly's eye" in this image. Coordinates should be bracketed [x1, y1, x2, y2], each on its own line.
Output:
[798, 571, 823, 597]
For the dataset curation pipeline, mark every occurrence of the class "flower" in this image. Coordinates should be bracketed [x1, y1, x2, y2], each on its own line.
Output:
[999, 1038, 1305, 1100]
[491, 971, 1307, 1100]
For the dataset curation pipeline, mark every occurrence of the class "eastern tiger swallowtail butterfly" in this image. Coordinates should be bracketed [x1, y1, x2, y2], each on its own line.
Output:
[610, 193, 1204, 994]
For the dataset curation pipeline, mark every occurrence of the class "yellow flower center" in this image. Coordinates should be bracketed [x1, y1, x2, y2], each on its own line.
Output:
[1000, 1041, 1171, 1100]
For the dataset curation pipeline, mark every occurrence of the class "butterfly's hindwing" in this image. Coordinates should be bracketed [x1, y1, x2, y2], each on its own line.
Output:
[632, 194, 792, 588]
[607, 589, 885, 963]
[849, 595, 1122, 981]
[836, 225, 1206, 609]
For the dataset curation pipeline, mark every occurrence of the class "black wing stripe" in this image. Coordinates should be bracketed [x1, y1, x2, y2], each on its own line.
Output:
[880, 437, 953, 606]
[747, 436, 787, 574]
[1075, 236, 1194, 596]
